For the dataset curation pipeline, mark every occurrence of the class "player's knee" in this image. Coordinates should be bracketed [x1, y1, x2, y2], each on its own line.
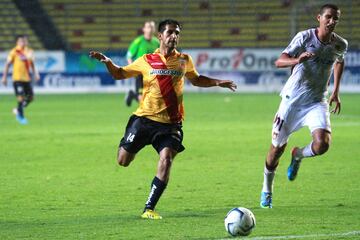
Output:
[313, 139, 330, 155]
[117, 157, 130, 167]
[117, 153, 132, 167]
[117, 148, 135, 167]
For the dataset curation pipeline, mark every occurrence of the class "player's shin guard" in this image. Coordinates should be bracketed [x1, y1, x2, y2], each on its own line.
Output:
[144, 176, 167, 211]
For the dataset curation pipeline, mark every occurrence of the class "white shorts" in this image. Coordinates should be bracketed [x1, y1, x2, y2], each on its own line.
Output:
[271, 99, 331, 147]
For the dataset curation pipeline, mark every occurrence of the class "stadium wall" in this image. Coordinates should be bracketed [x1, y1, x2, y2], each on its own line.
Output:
[1, 49, 360, 93]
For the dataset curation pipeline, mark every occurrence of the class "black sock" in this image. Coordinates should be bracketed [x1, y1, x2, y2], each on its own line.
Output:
[144, 176, 167, 211]
[17, 102, 24, 118]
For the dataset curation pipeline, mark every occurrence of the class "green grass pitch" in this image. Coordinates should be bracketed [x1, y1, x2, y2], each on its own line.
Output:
[0, 93, 359, 239]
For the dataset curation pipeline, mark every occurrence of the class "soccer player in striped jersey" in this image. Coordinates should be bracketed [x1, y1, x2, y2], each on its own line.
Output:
[1, 35, 40, 124]
[90, 19, 236, 219]
[125, 21, 159, 106]
[260, 4, 348, 208]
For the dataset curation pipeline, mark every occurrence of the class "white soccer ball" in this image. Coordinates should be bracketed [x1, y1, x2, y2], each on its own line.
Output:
[224, 207, 256, 237]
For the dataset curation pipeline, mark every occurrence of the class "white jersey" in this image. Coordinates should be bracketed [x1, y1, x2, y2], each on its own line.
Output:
[280, 28, 348, 106]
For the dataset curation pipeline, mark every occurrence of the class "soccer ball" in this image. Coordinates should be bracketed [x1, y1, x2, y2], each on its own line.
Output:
[224, 207, 256, 237]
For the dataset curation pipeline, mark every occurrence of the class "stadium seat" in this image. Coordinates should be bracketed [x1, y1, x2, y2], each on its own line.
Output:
[0, 0, 43, 51]
[1, 0, 357, 51]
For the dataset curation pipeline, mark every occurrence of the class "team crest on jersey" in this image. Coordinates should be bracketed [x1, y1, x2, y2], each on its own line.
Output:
[272, 131, 278, 140]
[179, 59, 186, 69]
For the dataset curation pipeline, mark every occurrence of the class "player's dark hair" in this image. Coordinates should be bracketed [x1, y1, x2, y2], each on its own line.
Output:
[15, 35, 28, 41]
[158, 19, 182, 33]
[319, 3, 340, 15]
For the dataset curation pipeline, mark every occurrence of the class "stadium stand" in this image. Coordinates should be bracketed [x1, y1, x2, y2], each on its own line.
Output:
[1, 0, 359, 51]
[0, 0, 43, 51]
[13, 0, 67, 50]
[39, 0, 294, 50]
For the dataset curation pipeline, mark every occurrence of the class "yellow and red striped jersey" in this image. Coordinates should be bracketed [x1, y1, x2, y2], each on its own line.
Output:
[7, 46, 34, 82]
[122, 49, 199, 124]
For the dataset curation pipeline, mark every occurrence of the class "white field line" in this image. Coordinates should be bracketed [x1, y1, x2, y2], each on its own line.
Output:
[218, 230, 360, 240]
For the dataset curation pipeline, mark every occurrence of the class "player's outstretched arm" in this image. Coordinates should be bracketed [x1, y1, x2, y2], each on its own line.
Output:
[275, 52, 314, 68]
[329, 60, 345, 114]
[89, 51, 126, 79]
[188, 75, 237, 92]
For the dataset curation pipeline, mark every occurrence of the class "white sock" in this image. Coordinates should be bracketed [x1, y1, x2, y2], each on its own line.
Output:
[262, 166, 275, 193]
[301, 142, 315, 158]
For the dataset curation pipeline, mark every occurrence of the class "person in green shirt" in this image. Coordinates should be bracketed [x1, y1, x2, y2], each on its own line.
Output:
[125, 21, 160, 106]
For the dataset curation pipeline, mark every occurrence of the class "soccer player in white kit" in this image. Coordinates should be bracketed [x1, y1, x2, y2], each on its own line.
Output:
[260, 4, 348, 208]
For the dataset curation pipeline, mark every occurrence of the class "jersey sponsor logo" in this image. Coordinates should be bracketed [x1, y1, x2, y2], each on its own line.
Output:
[150, 62, 164, 66]
[150, 69, 183, 76]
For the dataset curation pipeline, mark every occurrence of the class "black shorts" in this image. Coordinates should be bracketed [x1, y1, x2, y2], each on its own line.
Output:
[119, 115, 185, 154]
[13, 82, 33, 97]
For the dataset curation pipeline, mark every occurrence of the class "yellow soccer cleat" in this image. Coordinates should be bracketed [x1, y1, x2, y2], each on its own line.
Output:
[141, 209, 162, 220]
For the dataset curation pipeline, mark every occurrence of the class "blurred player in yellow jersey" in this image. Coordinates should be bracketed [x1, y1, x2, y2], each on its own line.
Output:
[1, 35, 40, 124]
[90, 19, 237, 220]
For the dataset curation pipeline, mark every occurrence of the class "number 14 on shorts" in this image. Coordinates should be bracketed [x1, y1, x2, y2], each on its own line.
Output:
[127, 133, 135, 142]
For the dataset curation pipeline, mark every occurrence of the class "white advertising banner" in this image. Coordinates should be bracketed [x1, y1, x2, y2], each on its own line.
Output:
[185, 48, 285, 72]
[0, 49, 359, 93]
[184, 48, 360, 93]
